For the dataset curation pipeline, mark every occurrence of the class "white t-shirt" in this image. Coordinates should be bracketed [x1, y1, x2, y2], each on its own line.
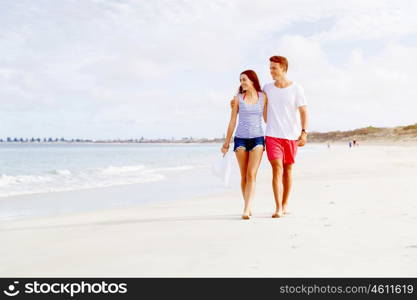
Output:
[263, 81, 307, 140]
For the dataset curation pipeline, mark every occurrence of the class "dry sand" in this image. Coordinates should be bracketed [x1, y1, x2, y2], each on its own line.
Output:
[1, 144, 417, 277]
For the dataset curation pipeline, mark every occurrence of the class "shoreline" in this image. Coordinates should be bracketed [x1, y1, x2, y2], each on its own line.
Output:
[0, 164, 229, 222]
[2, 143, 417, 220]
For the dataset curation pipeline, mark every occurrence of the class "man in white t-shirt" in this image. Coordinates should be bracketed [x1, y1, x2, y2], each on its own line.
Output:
[265, 56, 308, 218]
[231, 56, 308, 218]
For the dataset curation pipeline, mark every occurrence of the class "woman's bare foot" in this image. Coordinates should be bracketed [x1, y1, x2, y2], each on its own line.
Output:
[283, 205, 289, 215]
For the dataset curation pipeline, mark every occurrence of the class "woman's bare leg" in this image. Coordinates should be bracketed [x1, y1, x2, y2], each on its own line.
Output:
[244, 146, 264, 216]
[235, 148, 249, 217]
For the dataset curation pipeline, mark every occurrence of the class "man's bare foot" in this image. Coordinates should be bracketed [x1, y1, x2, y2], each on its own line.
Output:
[242, 214, 250, 220]
[272, 211, 283, 218]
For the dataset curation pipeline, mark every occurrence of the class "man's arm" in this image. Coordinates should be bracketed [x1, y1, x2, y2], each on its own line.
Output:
[297, 105, 308, 147]
[262, 92, 268, 123]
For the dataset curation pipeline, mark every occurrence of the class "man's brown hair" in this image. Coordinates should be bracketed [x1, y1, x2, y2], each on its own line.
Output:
[269, 56, 288, 72]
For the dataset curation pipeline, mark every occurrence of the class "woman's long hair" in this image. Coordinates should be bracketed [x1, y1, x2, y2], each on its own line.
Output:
[239, 70, 262, 94]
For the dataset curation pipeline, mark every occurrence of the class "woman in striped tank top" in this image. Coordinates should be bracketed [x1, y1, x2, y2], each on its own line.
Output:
[221, 70, 268, 220]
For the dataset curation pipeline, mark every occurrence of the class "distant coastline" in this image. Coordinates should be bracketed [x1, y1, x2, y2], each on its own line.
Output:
[308, 123, 417, 143]
[1, 123, 416, 144]
[0, 137, 225, 144]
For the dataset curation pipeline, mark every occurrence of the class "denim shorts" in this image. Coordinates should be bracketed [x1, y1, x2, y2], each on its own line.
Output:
[233, 136, 265, 152]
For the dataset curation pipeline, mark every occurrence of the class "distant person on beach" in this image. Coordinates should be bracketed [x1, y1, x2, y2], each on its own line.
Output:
[221, 70, 267, 220]
[349, 141, 352, 148]
[232, 56, 308, 218]
[353, 139, 357, 146]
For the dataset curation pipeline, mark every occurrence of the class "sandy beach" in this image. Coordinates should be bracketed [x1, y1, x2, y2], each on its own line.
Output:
[1, 144, 417, 277]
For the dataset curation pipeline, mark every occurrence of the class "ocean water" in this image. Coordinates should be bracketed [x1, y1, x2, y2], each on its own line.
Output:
[0, 143, 219, 197]
[0, 142, 325, 220]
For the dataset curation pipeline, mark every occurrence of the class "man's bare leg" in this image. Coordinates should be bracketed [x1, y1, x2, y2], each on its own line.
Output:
[282, 163, 293, 214]
[270, 159, 284, 217]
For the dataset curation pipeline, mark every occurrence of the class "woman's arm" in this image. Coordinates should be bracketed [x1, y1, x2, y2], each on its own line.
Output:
[221, 96, 239, 154]
[262, 92, 268, 123]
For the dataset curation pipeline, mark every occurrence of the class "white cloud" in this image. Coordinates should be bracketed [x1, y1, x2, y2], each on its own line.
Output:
[314, 6, 417, 41]
[1, 0, 417, 139]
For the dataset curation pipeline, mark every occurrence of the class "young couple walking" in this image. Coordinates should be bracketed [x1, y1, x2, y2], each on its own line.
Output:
[221, 56, 308, 220]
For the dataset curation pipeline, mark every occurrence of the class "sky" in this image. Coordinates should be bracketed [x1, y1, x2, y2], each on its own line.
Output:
[1, 0, 417, 139]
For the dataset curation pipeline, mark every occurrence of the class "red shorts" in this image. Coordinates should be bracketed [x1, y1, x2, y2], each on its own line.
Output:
[265, 136, 298, 164]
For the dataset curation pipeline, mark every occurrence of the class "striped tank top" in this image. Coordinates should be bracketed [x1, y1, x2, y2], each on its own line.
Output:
[234, 92, 265, 138]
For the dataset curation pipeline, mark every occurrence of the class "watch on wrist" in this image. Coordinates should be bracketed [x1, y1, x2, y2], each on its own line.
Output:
[301, 129, 307, 134]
